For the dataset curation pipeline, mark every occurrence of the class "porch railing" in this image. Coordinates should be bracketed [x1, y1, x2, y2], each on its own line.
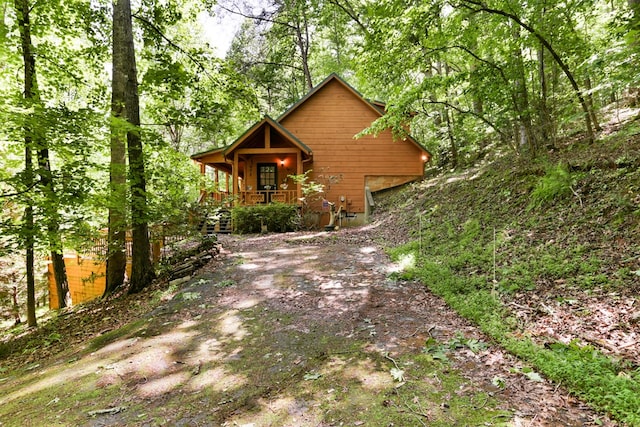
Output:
[198, 190, 232, 204]
[240, 189, 298, 205]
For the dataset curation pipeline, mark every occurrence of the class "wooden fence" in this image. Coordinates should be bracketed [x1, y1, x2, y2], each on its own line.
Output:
[48, 228, 189, 309]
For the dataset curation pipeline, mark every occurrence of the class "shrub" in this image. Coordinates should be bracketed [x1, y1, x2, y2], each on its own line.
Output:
[232, 203, 299, 234]
[528, 163, 576, 210]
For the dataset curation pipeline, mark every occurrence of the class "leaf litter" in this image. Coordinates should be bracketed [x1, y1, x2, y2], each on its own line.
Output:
[0, 228, 620, 426]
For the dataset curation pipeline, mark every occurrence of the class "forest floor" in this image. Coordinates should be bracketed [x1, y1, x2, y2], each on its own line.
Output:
[2, 109, 639, 426]
[0, 228, 617, 426]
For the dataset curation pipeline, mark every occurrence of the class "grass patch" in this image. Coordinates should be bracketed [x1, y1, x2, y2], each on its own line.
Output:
[528, 163, 577, 210]
[0, 371, 128, 427]
[317, 352, 510, 426]
[87, 318, 147, 351]
[381, 131, 640, 422]
[2, 297, 511, 426]
[217, 306, 510, 426]
[389, 236, 640, 424]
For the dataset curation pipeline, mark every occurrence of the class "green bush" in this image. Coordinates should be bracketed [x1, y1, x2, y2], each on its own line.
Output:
[528, 163, 576, 210]
[231, 203, 300, 234]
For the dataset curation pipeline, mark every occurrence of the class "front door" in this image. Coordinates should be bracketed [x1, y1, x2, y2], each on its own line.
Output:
[258, 163, 277, 191]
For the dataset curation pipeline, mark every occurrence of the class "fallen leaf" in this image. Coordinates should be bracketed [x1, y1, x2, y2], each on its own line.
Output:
[524, 371, 543, 382]
[304, 372, 322, 380]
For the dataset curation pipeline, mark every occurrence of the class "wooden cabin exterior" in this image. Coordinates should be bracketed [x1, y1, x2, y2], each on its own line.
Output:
[192, 74, 431, 229]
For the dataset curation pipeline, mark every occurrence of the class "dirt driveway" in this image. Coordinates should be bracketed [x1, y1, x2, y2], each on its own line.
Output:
[0, 226, 614, 426]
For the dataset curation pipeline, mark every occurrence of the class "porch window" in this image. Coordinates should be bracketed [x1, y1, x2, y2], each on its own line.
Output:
[258, 163, 277, 190]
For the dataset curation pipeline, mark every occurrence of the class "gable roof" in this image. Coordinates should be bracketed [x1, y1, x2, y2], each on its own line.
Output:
[276, 73, 385, 122]
[193, 74, 431, 162]
[224, 115, 312, 156]
[277, 73, 430, 157]
[191, 115, 312, 161]
[190, 145, 225, 161]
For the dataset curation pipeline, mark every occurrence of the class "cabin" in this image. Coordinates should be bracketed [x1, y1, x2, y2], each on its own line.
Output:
[191, 74, 431, 231]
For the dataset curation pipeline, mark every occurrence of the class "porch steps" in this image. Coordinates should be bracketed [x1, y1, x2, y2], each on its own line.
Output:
[199, 210, 232, 235]
[216, 210, 232, 234]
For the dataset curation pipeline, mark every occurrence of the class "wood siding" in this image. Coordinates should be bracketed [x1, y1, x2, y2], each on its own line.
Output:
[48, 255, 132, 309]
[279, 78, 426, 218]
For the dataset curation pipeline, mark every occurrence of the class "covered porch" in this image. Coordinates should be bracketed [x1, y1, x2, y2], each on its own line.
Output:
[192, 116, 313, 207]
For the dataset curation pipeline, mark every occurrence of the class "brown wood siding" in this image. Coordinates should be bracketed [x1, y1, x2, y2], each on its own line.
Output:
[48, 256, 132, 309]
[282, 79, 425, 214]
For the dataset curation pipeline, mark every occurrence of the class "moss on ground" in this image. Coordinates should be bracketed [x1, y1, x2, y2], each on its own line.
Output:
[0, 302, 510, 426]
[377, 121, 640, 424]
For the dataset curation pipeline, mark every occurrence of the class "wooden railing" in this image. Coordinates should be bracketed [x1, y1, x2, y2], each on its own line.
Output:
[198, 190, 232, 204]
[74, 225, 191, 261]
[240, 189, 298, 205]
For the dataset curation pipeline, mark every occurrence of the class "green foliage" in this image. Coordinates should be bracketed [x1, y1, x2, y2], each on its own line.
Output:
[498, 246, 602, 293]
[423, 333, 488, 361]
[145, 143, 200, 225]
[390, 238, 640, 424]
[290, 170, 325, 199]
[231, 203, 300, 234]
[382, 139, 640, 424]
[504, 338, 640, 424]
[528, 163, 576, 210]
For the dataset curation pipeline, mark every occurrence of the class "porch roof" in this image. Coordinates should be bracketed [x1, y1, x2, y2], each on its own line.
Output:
[191, 115, 313, 165]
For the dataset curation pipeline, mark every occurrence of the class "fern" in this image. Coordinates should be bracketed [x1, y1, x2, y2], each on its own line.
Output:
[528, 163, 575, 210]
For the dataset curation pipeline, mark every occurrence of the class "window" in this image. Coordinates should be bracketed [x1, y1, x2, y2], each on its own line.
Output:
[258, 163, 277, 190]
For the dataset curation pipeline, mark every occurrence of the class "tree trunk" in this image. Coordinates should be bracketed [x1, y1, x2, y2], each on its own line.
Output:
[629, 0, 640, 110]
[15, 0, 71, 309]
[25, 205, 36, 327]
[15, 0, 37, 327]
[584, 76, 601, 132]
[444, 107, 458, 169]
[105, 0, 128, 295]
[12, 286, 21, 325]
[1, 1, 8, 39]
[512, 25, 536, 158]
[537, 45, 554, 148]
[36, 149, 71, 308]
[294, 13, 313, 90]
[630, 0, 640, 32]
[112, 0, 155, 294]
[104, 189, 127, 296]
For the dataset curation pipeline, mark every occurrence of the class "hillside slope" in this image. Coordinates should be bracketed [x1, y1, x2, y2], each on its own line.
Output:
[370, 110, 640, 423]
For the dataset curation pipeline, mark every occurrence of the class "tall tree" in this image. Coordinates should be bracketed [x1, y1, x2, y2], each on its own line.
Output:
[105, 0, 129, 296]
[112, 0, 155, 294]
[14, 0, 72, 313]
[222, 0, 318, 114]
[14, 0, 37, 326]
[105, 102, 127, 295]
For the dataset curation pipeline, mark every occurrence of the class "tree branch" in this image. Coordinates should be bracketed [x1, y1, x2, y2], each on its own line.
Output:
[0, 181, 37, 198]
[216, 3, 297, 31]
[326, 0, 369, 36]
[248, 60, 304, 72]
[458, 0, 595, 142]
[132, 13, 215, 81]
[420, 99, 510, 142]
[427, 45, 509, 84]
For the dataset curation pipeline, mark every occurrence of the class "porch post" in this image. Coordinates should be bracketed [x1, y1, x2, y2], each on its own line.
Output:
[200, 162, 206, 201]
[296, 151, 303, 204]
[233, 152, 239, 206]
